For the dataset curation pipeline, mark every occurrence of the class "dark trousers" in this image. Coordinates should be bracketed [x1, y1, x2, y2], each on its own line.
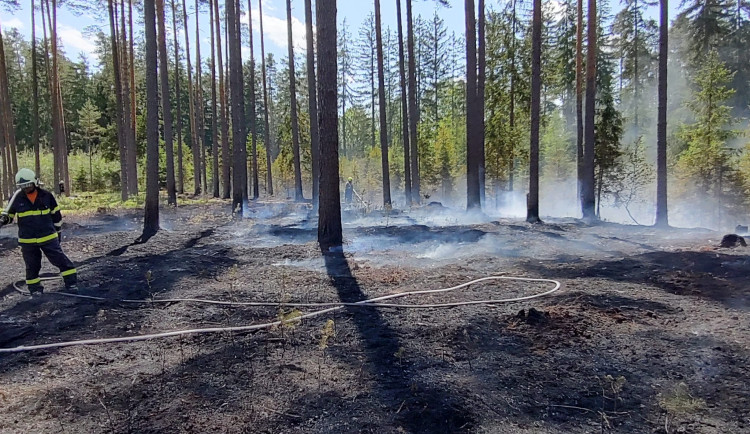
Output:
[21, 238, 77, 289]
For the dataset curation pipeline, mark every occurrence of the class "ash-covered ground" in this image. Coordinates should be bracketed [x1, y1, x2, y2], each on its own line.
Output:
[0, 201, 748, 433]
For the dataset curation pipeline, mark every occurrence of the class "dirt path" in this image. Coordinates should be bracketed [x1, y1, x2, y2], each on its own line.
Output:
[1, 202, 748, 433]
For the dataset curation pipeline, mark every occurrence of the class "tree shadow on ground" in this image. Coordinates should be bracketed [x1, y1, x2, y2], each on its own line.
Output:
[522, 250, 750, 311]
[0, 228, 237, 369]
[318, 250, 474, 433]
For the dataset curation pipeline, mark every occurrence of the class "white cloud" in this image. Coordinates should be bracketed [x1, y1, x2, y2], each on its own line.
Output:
[1, 17, 24, 30]
[59, 24, 99, 61]
[241, 9, 306, 53]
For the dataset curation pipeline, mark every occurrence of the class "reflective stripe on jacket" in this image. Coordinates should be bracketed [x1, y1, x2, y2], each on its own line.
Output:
[5, 188, 62, 245]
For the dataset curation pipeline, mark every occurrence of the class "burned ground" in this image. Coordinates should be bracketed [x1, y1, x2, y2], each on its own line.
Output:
[0, 202, 748, 433]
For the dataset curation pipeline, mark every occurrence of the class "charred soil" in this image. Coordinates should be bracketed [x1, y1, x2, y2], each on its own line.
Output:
[0, 202, 748, 433]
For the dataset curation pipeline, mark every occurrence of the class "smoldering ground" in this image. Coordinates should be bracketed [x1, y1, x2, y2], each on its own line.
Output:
[0, 201, 748, 434]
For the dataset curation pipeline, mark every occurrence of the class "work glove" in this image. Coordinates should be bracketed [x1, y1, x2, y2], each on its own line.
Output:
[0, 214, 9, 227]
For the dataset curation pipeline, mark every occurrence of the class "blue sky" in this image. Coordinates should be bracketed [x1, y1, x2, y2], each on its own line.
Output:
[0, 0, 679, 67]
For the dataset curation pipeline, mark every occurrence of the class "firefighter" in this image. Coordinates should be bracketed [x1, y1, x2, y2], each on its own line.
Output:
[0, 169, 78, 296]
[345, 177, 354, 204]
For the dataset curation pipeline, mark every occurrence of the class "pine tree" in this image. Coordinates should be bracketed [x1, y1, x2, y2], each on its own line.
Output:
[676, 0, 732, 62]
[677, 51, 736, 197]
[612, 0, 658, 137]
[75, 100, 105, 190]
[338, 19, 354, 156]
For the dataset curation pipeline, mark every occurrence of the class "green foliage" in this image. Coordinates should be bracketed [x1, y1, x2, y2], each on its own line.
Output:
[540, 112, 574, 181]
[677, 51, 736, 195]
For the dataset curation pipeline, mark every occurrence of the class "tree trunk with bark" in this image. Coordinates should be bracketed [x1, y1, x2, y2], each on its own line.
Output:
[228, 0, 247, 211]
[286, 0, 304, 201]
[316, 0, 342, 250]
[31, 2, 41, 177]
[465, 0, 480, 210]
[527, 0, 542, 223]
[171, 0, 184, 194]
[49, 0, 68, 195]
[576, 0, 583, 204]
[210, 0, 220, 198]
[581, 0, 597, 221]
[259, 0, 273, 195]
[181, 0, 200, 194]
[396, 0, 411, 205]
[216, 0, 230, 199]
[374, 0, 392, 207]
[108, 0, 129, 200]
[196, 0, 207, 195]
[406, 0, 419, 202]
[304, 0, 320, 209]
[478, 0, 486, 208]
[655, 0, 669, 227]
[120, 0, 137, 196]
[248, 0, 259, 199]
[144, 0, 160, 235]
[157, 0, 177, 206]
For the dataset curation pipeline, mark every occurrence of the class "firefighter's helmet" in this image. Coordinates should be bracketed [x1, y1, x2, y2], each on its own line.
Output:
[15, 168, 37, 189]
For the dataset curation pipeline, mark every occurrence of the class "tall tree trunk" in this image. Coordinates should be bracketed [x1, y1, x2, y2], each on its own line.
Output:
[396, 0, 411, 205]
[370, 26, 375, 153]
[259, 0, 273, 195]
[31, 1, 41, 177]
[527, 0, 542, 223]
[144, 0, 160, 235]
[374, 0, 392, 206]
[171, 0, 184, 194]
[655, 0, 669, 227]
[216, 0, 230, 199]
[196, 0, 207, 195]
[304, 0, 320, 209]
[633, 0, 639, 138]
[465, 0, 480, 210]
[129, 0, 136, 144]
[157, 0, 177, 206]
[581, 0, 597, 221]
[478, 0, 486, 208]
[316, 0, 342, 251]
[228, 0, 247, 211]
[248, 0, 259, 199]
[508, 0, 516, 192]
[181, 0, 199, 195]
[108, 0, 129, 200]
[406, 0, 419, 202]
[286, 0, 304, 201]
[49, 0, 67, 195]
[210, 0, 220, 197]
[0, 20, 18, 197]
[120, 0, 137, 195]
[576, 0, 583, 203]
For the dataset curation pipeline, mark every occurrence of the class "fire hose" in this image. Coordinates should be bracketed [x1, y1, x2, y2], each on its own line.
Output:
[2, 275, 562, 353]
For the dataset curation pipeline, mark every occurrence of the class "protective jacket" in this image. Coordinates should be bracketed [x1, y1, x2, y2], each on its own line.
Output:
[4, 188, 63, 245]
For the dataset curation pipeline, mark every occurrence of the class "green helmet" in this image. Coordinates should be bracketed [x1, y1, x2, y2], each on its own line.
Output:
[348, 177, 353, 182]
[15, 168, 37, 188]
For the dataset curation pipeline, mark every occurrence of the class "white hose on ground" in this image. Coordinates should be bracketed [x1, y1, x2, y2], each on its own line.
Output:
[2, 275, 561, 353]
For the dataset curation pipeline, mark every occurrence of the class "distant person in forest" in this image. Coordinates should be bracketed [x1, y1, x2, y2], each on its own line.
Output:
[0, 169, 79, 296]
[345, 177, 354, 204]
